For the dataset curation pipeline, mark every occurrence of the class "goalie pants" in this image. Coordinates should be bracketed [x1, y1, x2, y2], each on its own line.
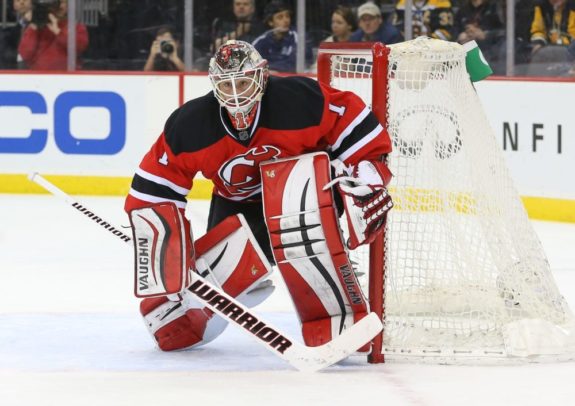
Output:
[207, 194, 274, 263]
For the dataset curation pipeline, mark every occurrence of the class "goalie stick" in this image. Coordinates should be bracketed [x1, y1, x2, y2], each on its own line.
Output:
[28, 172, 383, 372]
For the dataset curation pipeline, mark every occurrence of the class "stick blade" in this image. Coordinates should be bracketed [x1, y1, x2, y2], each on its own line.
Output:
[287, 312, 383, 372]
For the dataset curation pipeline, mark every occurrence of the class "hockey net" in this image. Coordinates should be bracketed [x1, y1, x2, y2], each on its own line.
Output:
[317, 38, 575, 364]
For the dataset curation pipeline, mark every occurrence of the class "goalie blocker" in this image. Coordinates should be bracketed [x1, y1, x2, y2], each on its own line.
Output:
[261, 152, 386, 349]
[130, 205, 274, 351]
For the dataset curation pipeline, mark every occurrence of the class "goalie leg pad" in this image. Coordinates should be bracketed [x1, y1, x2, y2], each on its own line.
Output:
[129, 202, 194, 298]
[261, 152, 369, 349]
[141, 213, 274, 351]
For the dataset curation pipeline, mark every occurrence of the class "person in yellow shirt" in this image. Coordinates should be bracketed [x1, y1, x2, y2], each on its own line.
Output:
[530, 0, 575, 55]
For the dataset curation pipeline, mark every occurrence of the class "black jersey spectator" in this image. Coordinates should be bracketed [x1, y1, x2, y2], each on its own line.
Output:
[211, 0, 266, 52]
[454, 0, 505, 70]
[392, 0, 455, 41]
[455, 0, 504, 45]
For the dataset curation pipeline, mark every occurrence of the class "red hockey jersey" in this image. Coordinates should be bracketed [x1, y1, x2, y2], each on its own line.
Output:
[125, 76, 392, 212]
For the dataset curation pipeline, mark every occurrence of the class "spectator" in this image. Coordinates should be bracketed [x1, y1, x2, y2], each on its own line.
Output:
[392, 0, 455, 41]
[144, 26, 185, 72]
[492, 0, 534, 68]
[455, 0, 504, 45]
[349, 2, 403, 43]
[454, 0, 505, 71]
[322, 5, 357, 42]
[14, 0, 33, 24]
[212, 0, 266, 52]
[18, 0, 88, 70]
[309, 5, 356, 73]
[0, 0, 32, 69]
[530, 0, 575, 55]
[252, 0, 313, 72]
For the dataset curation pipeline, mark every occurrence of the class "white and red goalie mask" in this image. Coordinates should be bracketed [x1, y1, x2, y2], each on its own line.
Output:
[209, 40, 269, 130]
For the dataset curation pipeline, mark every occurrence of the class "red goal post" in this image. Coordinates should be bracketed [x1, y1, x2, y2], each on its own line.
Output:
[317, 42, 389, 363]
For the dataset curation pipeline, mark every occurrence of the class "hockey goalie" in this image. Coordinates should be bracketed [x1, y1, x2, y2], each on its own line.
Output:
[124, 40, 393, 353]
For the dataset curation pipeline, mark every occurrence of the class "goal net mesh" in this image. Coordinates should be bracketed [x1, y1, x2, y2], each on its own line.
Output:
[321, 38, 575, 363]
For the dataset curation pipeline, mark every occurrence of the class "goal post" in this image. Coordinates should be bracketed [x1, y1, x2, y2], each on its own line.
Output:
[317, 38, 575, 364]
[318, 41, 389, 363]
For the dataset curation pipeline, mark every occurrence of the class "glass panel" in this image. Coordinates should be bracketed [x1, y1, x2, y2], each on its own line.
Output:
[0, 0, 85, 70]
[508, 0, 574, 77]
[82, 0, 186, 71]
[0, 0, 573, 77]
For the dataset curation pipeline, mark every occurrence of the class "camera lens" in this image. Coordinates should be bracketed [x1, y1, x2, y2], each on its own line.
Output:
[160, 41, 174, 54]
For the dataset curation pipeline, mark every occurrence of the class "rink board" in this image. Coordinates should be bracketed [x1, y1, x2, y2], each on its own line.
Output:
[0, 72, 574, 221]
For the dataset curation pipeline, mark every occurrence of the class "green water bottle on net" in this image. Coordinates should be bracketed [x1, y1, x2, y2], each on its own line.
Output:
[463, 40, 493, 82]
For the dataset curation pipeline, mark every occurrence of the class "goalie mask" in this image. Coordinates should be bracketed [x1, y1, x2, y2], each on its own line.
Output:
[209, 40, 269, 130]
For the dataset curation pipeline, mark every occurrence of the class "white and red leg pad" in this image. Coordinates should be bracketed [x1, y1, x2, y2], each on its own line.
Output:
[261, 152, 370, 349]
[140, 213, 274, 351]
[129, 202, 194, 298]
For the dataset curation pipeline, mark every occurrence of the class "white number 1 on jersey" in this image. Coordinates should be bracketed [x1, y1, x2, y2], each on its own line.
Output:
[159, 152, 168, 166]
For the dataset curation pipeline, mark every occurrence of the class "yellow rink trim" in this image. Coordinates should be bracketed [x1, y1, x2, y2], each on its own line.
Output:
[1, 174, 575, 223]
[389, 187, 575, 223]
[389, 187, 478, 215]
[0, 174, 214, 200]
[521, 196, 575, 223]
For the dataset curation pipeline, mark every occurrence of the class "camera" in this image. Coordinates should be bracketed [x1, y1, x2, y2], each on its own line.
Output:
[31, 0, 60, 28]
[160, 41, 175, 54]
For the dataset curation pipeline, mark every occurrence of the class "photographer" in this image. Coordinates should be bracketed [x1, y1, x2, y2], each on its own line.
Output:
[18, 0, 88, 70]
[143, 26, 184, 72]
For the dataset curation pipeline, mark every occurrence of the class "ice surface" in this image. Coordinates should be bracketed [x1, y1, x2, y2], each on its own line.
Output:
[1, 195, 575, 405]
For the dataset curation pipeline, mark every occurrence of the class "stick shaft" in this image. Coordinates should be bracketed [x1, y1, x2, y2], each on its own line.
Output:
[29, 173, 132, 243]
[29, 172, 76, 204]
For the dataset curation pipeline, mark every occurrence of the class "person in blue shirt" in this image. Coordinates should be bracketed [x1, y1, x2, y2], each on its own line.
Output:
[350, 2, 403, 44]
[252, 0, 312, 72]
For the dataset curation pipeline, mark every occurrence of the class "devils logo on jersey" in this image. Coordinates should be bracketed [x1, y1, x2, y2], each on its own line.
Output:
[218, 146, 281, 196]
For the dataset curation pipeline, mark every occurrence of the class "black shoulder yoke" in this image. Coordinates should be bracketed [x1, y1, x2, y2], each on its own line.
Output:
[163, 92, 227, 155]
[258, 76, 325, 130]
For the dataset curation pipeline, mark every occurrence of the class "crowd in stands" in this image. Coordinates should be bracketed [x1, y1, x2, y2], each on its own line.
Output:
[0, 0, 574, 77]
